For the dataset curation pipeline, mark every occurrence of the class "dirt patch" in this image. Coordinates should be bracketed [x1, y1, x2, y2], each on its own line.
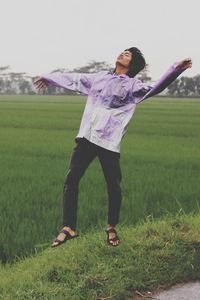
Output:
[126, 281, 200, 300]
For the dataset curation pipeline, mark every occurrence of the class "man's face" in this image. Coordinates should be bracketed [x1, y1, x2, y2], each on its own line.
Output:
[116, 50, 132, 68]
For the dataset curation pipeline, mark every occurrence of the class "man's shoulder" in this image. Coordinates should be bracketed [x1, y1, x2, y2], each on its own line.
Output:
[97, 70, 111, 76]
[92, 70, 111, 81]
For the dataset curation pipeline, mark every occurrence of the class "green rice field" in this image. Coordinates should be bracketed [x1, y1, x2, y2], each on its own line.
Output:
[0, 95, 199, 264]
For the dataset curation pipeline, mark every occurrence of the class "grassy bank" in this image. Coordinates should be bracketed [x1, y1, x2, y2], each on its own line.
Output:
[0, 96, 199, 263]
[0, 214, 200, 299]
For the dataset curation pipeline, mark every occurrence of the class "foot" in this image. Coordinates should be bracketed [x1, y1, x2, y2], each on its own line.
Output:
[105, 226, 120, 246]
[51, 226, 78, 248]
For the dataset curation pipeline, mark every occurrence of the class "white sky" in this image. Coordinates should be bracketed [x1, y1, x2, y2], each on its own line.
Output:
[0, 0, 199, 80]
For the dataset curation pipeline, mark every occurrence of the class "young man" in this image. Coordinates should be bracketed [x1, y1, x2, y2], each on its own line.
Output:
[35, 47, 192, 247]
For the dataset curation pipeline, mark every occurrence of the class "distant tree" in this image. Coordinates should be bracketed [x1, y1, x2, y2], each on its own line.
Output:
[192, 74, 200, 97]
[179, 76, 195, 96]
[0, 66, 10, 73]
[166, 79, 178, 96]
[137, 65, 151, 83]
[72, 60, 112, 73]
[19, 80, 32, 94]
[8, 72, 27, 94]
[51, 68, 70, 73]
[167, 75, 200, 97]
[0, 66, 10, 93]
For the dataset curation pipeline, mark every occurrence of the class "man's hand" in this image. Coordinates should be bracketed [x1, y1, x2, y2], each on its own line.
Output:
[34, 77, 48, 91]
[176, 58, 192, 71]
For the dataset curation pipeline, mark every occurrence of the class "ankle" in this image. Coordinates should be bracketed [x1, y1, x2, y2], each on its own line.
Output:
[63, 226, 75, 233]
[107, 225, 115, 230]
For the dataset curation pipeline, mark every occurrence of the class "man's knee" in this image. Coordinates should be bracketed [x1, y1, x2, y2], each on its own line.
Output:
[64, 167, 82, 189]
[107, 179, 121, 195]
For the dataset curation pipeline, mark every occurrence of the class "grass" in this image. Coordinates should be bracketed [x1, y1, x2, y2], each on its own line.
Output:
[0, 214, 200, 299]
[0, 95, 200, 264]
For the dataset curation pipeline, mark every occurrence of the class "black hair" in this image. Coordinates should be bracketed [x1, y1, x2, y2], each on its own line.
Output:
[124, 47, 146, 78]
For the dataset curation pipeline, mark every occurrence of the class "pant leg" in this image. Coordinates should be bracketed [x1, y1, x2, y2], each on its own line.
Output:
[98, 149, 122, 226]
[63, 138, 97, 229]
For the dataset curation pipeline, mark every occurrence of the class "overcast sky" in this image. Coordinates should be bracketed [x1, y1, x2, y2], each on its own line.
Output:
[1, 0, 199, 80]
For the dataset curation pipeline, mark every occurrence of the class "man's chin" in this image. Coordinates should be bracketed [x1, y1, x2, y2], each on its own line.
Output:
[116, 61, 126, 68]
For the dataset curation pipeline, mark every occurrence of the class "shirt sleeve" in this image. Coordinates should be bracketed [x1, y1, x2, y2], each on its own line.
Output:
[41, 72, 97, 95]
[132, 62, 185, 104]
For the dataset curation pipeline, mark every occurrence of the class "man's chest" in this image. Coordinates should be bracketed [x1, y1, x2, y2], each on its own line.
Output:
[90, 76, 133, 108]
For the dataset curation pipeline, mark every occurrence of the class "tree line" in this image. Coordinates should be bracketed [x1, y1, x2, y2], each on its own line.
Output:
[0, 62, 199, 97]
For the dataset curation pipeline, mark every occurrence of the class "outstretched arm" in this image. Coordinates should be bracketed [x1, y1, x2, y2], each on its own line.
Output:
[34, 72, 97, 95]
[133, 58, 192, 103]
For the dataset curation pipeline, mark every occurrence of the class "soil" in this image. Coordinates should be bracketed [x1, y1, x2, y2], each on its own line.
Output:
[126, 281, 200, 300]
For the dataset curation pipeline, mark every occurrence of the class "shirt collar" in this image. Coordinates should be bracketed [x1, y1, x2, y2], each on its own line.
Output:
[108, 70, 128, 78]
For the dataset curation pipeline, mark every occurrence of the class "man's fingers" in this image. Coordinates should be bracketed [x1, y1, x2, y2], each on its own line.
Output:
[177, 58, 192, 70]
[34, 78, 48, 90]
[34, 80, 43, 88]
[34, 78, 47, 86]
[183, 58, 191, 62]
[36, 83, 47, 91]
[34, 77, 43, 84]
[36, 82, 44, 89]
[39, 83, 47, 90]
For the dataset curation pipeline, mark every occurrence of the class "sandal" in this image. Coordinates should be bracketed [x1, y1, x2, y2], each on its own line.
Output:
[105, 228, 120, 247]
[51, 228, 79, 248]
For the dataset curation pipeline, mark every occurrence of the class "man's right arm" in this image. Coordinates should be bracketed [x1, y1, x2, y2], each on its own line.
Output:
[34, 72, 97, 95]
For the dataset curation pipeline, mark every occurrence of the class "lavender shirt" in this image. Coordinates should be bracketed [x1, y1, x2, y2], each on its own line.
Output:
[42, 63, 184, 153]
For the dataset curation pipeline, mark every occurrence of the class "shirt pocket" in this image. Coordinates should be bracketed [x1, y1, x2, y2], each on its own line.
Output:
[113, 84, 128, 100]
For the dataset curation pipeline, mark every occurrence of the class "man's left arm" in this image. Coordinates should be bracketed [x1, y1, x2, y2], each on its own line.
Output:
[134, 58, 192, 103]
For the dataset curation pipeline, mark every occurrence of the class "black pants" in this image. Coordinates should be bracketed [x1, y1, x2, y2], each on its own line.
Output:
[63, 138, 122, 230]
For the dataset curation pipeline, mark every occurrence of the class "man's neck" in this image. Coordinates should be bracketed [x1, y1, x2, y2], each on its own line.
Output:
[114, 65, 128, 75]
